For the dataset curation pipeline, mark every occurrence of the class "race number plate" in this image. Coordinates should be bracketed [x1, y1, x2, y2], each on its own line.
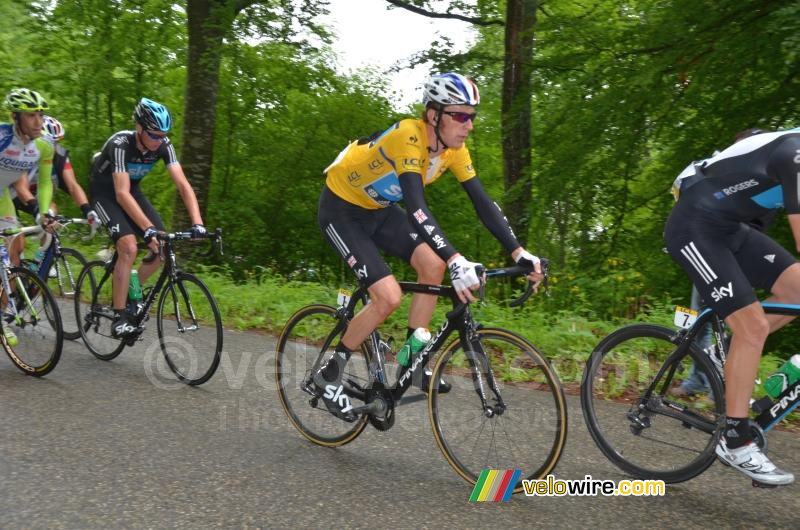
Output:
[337, 288, 352, 308]
[674, 306, 698, 329]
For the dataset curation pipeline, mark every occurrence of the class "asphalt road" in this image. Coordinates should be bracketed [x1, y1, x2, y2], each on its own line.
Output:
[1, 326, 798, 529]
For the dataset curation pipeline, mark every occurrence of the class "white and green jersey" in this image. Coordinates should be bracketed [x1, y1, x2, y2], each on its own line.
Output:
[0, 123, 53, 217]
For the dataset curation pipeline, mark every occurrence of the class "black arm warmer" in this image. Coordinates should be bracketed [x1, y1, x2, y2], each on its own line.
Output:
[398, 172, 457, 262]
[461, 177, 521, 253]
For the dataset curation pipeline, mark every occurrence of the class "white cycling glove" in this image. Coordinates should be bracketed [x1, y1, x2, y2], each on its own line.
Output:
[448, 255, 482, 292]
[87, 210, 100, 225]
[514, 249, 540, 269]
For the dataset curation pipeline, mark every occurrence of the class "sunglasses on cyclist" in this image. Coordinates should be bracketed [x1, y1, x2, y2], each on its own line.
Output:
[143, 129, 167, 142]
[442, 111, 477, 124]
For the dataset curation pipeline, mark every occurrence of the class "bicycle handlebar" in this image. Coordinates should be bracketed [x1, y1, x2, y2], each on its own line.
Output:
[145, 228, 224, 257]
[48, 214, 99, 240]
[477, 257, 550, 307]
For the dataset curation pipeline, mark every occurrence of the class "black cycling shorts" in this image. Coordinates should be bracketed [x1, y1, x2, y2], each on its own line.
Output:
[318, 185, 424, 288]
[92, 184, 165, 242]
[664, 205, 796, 318]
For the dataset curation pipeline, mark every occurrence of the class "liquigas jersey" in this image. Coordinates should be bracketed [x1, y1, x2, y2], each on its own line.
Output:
[0, 123, 53, 217]
[324, 119, 476, 209]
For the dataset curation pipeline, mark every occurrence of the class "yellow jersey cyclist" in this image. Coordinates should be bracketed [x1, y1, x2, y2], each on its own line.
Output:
[12, 115, 99, 225]
[315, 72, 543, 421]
[0, 88, 55, 345]
[89, 98, 205, 338]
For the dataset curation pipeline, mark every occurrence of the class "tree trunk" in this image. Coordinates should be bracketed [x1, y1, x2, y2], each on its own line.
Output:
[501, 0, 537, 246]
[175, 0, 242, 227]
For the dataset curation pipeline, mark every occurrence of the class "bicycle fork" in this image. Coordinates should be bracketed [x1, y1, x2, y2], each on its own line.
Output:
[463, 337, 507, 417]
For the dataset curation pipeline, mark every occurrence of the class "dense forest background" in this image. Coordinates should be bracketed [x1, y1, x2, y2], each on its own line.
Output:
[1, 0, 799, 322]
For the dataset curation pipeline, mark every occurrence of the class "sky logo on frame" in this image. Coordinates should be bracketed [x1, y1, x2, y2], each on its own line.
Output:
[469, 470, 522, 501]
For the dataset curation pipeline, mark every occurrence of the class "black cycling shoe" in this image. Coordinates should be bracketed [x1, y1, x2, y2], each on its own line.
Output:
[420, 368, 451, 394]
[111, 311, 139, 339]
[312, 351, 358, 423]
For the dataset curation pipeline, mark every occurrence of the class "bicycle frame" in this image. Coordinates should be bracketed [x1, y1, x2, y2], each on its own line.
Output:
[312, 265, 539, 417]
[637, 302, 800, 435]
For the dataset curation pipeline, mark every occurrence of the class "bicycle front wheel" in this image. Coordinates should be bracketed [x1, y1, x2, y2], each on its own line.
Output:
[429, 328, 568, 493]
[48, 247, 88, 340]
[75, 260, 125, 360]
[156, 272, 223, 385]
[1, 267, 63, 376]
[581, 324, 724, 483]
[276, 304, 371, 446]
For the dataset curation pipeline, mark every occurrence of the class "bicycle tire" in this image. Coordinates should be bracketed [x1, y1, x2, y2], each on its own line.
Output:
[156, 271, 223, 385]
[580, 323, 724, 483]
[276, 304, 370, 446]
[47, 247, 88, 340]
[429, 327, 568, 492]
[75, 260, 126, 360]
[1, 267, 64, 376]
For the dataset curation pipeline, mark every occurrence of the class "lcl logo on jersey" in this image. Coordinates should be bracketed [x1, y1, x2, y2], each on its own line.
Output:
[710, 281, 734, 302]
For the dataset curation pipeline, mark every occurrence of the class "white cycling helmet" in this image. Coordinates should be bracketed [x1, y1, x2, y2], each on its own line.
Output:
[423, 72, 480, 107]
[42, 115, 65, 141]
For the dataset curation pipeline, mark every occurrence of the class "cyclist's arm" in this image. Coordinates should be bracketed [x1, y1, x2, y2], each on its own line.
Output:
[60, 159, 90, 207]
[166, 163, 203, 226]
[13, 173, 34, 204]
[398, 171, 457, 262]
[35, 139, 54, 217]
[460, 177, 521, 254]
[113, 172, 154, 230]
[771, 136, 800, 252]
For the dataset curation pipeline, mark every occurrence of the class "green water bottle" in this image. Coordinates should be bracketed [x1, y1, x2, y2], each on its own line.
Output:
[764, 354, 800, 398]
[396, 327, 431, 367]
[128, 269, 143, 302]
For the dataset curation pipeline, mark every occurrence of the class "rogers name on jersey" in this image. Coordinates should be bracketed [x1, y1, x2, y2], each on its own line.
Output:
[721, 179, 759, 196]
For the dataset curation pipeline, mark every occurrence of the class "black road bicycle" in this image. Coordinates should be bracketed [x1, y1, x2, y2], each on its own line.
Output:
[21, 215, 98, 340]
[74, 229, 224, 385]
[581, 302, 800, 487]
[276, 263, 568, 493]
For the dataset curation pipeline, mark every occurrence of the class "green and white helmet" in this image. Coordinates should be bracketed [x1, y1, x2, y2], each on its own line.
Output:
[5, 88, 49, 112]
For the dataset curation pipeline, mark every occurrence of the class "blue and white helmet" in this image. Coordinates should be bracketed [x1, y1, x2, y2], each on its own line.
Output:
[423, 72, 480, 107]
[133, 97, 172, 132]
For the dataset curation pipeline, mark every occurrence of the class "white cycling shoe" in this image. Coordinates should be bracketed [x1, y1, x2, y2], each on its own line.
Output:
[716, 437, 794, 486]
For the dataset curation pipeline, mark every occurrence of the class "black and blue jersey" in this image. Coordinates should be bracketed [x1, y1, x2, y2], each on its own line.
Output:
[90, 130, 177, 187]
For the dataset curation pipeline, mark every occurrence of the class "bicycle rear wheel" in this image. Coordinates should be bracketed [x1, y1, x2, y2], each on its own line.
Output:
[47, 247, 87, 340]
[156, 272, 222, 385]
[581, 323, 724, 483]
[1, 267, 63, 376]
[276, 304, 371, 446]
[75, 260, 125, 360]
[429, 328, 567, 492]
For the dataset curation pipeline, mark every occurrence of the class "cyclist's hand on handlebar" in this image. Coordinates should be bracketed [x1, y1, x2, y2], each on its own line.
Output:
[143, 226, 160, 254]
[189, 223, 207, 239]
[512, 247, 544, 291]
[36, 210, 58, 233]
[448, 254, 484, 303]
[86, 209, 101, 226]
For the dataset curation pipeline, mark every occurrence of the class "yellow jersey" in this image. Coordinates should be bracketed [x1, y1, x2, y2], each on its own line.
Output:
[324, 119, 476, 209]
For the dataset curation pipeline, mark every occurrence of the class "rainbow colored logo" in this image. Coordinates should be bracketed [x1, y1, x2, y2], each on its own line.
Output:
[469, 470, 522, 501]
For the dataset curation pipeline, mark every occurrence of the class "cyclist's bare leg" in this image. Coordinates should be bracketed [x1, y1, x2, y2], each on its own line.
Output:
[112, 235, 138, 310]
[724, 302, 769, 417]
[137, 252, 162, 284]
[340, 275, 401, 350]
[408, 243, 446, 329]
[761, 263, 800, 331]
